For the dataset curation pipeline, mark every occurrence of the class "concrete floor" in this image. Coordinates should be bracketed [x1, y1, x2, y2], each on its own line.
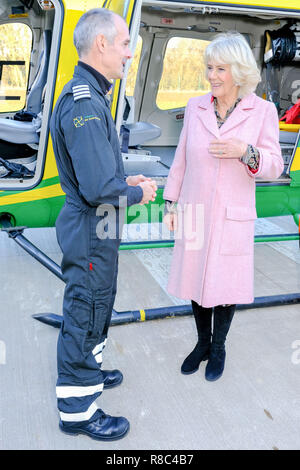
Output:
[0, 216, 300, 450]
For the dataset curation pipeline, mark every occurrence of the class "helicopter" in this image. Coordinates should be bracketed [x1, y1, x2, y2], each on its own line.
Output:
[0, 0, 300, 325]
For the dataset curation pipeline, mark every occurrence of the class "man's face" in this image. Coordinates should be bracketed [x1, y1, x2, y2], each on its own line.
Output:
[100, 16, 132, 80]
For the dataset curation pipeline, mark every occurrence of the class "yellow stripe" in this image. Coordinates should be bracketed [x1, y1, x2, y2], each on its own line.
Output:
[140, 309, 146, 322]
[279, 123, 300, 132]
[290, 149, 300, 172]
[110, 81, 120, 119]
[0, 184, 65, 206]
[9, 13, 29, 18]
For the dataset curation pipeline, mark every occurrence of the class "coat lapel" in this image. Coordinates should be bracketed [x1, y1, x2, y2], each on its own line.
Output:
[195, 92, 256, 139]
[196, 93, 220, 139]
[219, 93, 256, 136]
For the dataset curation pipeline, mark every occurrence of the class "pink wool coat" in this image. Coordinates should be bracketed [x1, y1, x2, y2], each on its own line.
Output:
[163, 92, 284, 307]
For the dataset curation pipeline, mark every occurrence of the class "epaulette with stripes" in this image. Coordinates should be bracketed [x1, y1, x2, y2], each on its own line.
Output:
[72, 84, 91, 102]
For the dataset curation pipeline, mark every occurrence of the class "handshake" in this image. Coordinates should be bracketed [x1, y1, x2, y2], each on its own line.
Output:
[126, 174, 157, 205]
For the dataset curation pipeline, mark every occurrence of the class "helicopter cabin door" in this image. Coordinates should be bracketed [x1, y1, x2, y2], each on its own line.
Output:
[102, 0, 142, 131]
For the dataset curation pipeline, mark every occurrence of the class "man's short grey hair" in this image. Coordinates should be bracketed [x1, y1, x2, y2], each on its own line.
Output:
[74, 8, 119, 58]
[204, 31, 261, 98]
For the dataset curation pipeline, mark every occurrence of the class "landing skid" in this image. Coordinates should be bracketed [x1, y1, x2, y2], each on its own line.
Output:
[32, 291, 300, 329]
[1, 217, 300, 329]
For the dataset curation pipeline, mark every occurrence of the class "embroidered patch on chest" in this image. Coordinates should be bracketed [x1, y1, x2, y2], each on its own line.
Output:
[73, 115, 101, 128]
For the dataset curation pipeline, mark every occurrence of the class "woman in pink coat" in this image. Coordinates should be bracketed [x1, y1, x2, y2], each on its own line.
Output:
[163, 32, 284, 382]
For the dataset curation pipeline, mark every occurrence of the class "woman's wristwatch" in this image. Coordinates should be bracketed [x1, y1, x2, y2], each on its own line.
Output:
[164, 200, 177, 215]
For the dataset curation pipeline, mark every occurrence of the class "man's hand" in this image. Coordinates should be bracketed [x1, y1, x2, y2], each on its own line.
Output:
[126, 174, 151, 186]
[138, 180, 157, 204]
[209, 138, 248, 159]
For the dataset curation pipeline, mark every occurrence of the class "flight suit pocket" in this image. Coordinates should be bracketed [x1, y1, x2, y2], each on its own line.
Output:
[86, 288, 113, 350]
[68, 295, 96, 354]
[89, 214, 105, 256]
[89, 206, 119, 256]
[71, 295, 93, 331]
[70, 289, 112, 353]
[220, 206, 257, 256]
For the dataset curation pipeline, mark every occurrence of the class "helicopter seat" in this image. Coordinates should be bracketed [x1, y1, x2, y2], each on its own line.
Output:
[126, 121, 162, 147]
[121, 96, 161, 151]
[279, 130, 297, 145]
[0, 117, 40, 146]
[0, 30, 52, 176]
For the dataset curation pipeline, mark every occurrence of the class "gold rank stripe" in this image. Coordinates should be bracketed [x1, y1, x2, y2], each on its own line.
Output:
[0, 183, 65, 206]
[139, 309, 146, 322]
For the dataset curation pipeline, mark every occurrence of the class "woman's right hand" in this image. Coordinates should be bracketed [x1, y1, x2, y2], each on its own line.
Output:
[163, 212, 177, 231]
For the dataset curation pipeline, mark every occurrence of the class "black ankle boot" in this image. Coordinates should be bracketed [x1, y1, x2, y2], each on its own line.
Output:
[205, 304, 235, 381]
[181, 302, 212, 375]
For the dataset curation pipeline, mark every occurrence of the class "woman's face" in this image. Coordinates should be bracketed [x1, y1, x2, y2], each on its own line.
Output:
[206, 62, 238, 100]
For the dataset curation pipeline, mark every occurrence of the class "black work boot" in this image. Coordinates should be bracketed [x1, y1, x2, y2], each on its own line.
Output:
[205, 304, 236, 381]
[59, 408, 130, 441]
[102, 369, 123, 389]
[181, 301, 212, 375]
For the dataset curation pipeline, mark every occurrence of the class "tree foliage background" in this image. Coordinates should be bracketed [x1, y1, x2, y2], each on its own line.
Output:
[0, 23, 32, 111]
[126, 36, 210, 109]
[0, 23, 31, 87]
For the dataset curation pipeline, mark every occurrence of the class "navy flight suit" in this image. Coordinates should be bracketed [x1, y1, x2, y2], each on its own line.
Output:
[50, 64, 142, 425]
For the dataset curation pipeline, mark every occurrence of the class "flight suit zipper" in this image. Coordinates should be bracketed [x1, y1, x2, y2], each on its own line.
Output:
[87, 301, 96, 336]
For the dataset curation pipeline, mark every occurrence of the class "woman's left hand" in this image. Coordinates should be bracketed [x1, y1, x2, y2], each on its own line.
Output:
[209, 138, 248, 159]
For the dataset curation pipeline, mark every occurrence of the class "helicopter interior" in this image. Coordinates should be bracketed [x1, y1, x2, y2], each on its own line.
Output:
[0, 0, 299, 188]
[0, 0, 60, 186]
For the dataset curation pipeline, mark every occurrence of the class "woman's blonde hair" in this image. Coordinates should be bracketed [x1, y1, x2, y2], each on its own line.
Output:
[204, 31, 261, 98]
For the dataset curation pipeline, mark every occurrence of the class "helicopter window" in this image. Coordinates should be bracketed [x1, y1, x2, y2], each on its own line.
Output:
[125, 35, 142, 98]
[156, 37, 210, 111]
[0, 23, 32, 114]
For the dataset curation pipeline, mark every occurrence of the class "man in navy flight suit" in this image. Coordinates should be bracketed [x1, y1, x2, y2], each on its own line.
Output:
[50, 8, 157, 441]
